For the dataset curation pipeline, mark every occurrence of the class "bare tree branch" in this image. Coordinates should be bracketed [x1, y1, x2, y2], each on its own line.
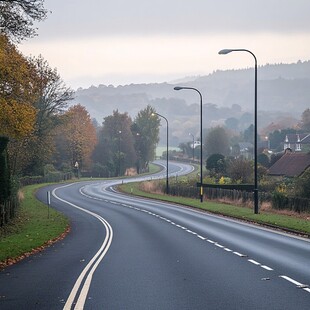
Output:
[0, 0, 47, 42]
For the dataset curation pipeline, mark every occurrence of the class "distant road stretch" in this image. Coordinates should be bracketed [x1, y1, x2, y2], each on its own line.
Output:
[0, 160, 310, 309]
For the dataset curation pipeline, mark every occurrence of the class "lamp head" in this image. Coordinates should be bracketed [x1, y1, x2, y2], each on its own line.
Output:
[218, 49, 233, 55]
[174, 86, 183, 91]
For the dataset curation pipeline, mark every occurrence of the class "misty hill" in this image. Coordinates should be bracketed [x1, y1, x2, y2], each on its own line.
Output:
[72, 61, 310, 146]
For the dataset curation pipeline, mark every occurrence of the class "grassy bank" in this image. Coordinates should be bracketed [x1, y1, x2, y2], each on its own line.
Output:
[0, 184, 69, 267]
[0, 164, 161, 267]
[119, 181, 310, 236]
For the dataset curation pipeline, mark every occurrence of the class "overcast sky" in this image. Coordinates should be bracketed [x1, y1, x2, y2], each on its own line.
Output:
[19, 0, 310, 89]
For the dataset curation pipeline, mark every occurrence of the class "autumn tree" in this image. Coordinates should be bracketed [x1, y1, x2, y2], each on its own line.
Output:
[0, 34, 38, 200]
[243, 124, 254, 143]
[55, 105, 97, 172]
[300, 108, 310, 132]
[93, 110, 136, 176]
[132, 105, 160, 172]
[17, 55, 74, 175]
[206, 153, 227, 177]
[178, 142, 193, 159]
[227, 158, 253, 183]
[0, 34, 37, 139]
[0, 0, 47, 42]
[205, 126, 230, 156]
[294, 168, 310, 198]
[257, 153, 270, 168]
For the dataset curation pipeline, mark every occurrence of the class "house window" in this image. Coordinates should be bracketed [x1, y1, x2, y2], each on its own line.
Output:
[284, 143, 290, 150]
[296, 143, 301, 151]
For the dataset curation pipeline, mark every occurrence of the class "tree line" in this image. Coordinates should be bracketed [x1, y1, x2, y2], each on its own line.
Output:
[0, 30, 161, 202]
[0, 2, 162, 216]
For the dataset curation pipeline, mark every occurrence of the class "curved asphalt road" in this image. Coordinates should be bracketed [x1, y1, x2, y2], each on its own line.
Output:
[0, 160, 310, 309]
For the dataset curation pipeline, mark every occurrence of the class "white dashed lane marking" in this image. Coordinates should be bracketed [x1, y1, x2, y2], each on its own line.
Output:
[280, 276, 310, 293]
[80, 186, 310, 295]
[248, 259, 261, 266]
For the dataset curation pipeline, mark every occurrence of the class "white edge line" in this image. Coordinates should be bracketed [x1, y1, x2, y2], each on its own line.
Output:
[52, 185, 113, 310]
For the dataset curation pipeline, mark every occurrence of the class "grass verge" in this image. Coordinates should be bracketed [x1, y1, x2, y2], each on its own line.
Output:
[119, 181, 310, 236]
[0, 165, 160, 268]
[0, 184, 69, 268]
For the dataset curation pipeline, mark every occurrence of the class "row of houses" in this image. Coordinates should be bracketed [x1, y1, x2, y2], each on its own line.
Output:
[283, 133, 310, 152]
[268, 133, 310, 178]
[235, 133, 310, 178]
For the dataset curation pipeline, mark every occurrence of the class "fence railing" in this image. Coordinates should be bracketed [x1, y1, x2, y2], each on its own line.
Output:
[19, 172, 73, 187]
[168, 184, 310, 213]
[0, 196, 19, 227]
[1, 172, 73, 228]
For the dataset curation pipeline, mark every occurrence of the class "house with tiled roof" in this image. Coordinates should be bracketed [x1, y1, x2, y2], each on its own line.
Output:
[268, 149, 310, 178]
[283, 133, 310, 152]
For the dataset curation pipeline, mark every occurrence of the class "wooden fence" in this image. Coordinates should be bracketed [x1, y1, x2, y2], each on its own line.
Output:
[0, 196, 19, 227]
[168, 184, 310, 213]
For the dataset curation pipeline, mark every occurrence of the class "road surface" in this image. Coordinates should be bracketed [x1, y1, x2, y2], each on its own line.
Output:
[0, 160, 309, 309]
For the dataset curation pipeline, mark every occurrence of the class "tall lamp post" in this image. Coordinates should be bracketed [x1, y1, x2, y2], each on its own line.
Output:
[218, 48, 258, 214]
[174, 86, 204, 202]
[152, 112, 169, 194]
[118, 130, 122, 177]
[189, 133, 195, 161]
[135, 132, 141, 174]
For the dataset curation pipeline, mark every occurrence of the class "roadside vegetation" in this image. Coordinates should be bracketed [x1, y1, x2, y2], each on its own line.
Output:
[119, 179, 310, 236]
[0, 162, 161, 268]
[0, 184, 69, 268]
[1, 0, 310, 268]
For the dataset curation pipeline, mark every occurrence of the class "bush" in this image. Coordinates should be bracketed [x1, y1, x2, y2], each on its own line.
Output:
[271, 191, 288, 210]
[91, 163, 110, 177]
[294, 168, 310, 198]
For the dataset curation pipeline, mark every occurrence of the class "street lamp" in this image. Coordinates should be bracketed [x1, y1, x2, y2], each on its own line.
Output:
[189, 133, 195, 161]
[174, 86, 204, 202]
[135, 132, 141, 174]
[118, 130, 122, 177]
[265, 136, 270, 150]
[152, 112, 169, 194]
[218, 48, 259, 214]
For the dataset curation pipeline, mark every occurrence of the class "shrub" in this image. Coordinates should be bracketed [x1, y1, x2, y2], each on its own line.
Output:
[271, 191, 288, 210]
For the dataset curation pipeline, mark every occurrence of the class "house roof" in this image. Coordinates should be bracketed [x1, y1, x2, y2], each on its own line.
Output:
[268, 151, 310, 177]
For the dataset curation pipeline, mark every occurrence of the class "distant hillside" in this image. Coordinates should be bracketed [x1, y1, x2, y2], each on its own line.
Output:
[72, 61, 310, 146]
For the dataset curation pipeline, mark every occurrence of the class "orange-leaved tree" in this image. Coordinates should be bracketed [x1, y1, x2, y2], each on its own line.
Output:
[0, 34, 37, 201]
[55, 104, 97, 172]
[0, 34, 37, 139]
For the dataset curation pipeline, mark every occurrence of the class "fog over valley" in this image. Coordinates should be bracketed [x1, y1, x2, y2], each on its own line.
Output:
[73, 61, 310, 146]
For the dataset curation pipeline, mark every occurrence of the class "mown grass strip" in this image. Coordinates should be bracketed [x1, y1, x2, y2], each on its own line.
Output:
[0, 184, 69, 266]
[0, 164, 161, 267]
[119, 182, 310, 235]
